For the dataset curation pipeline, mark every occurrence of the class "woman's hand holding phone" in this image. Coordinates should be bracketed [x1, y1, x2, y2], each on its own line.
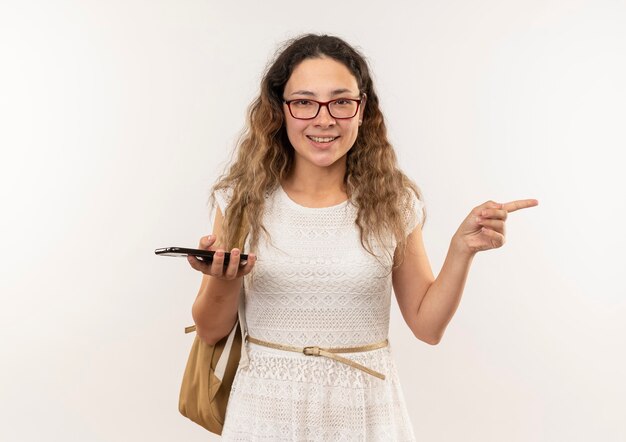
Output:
[186, 234, 256, 280]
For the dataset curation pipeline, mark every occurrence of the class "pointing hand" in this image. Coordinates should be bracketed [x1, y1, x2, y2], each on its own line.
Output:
[453, 199, 539, 255]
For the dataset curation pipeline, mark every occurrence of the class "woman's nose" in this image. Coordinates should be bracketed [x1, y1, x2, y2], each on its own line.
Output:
[314, 104, 336, 126]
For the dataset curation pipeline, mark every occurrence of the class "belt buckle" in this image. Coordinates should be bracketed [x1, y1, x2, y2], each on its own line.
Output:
[303, 346, 321, 356]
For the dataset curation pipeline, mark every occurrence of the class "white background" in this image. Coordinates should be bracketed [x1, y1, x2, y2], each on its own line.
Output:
[1, 0, 625, 441]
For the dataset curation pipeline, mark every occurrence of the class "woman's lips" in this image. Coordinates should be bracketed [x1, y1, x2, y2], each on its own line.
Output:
[307, 135, 339, 142]
[306, 135, 340, 148]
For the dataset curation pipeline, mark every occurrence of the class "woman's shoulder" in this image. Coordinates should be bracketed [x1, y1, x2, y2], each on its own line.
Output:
[212, 183, 277, 213]
[213, 186, 233, 213]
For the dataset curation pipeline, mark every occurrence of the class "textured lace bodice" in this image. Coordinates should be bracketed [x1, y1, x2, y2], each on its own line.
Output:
[216, 186, 423, 348]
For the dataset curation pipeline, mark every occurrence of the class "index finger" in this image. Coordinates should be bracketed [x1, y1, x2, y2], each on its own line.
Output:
[502, 199, 539, 213]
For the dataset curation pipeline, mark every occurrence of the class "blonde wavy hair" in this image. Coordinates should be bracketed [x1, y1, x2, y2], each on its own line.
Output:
[210, 34, 426, 263]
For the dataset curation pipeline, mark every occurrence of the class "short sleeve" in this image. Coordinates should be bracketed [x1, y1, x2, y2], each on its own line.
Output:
[213, 187, 233, 215]
[402, 191, 425, 237]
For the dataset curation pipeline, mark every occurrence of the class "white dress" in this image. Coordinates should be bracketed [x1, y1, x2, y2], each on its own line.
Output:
[217, 185, 424, 441]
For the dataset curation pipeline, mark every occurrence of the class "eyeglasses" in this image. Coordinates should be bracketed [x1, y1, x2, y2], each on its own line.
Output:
[283, 96, 364, 120]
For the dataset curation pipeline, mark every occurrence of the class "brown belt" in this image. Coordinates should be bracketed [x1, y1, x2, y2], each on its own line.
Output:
[245, 335, 388, 380]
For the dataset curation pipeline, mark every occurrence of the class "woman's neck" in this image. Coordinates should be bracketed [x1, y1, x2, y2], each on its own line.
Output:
[281, 163, 348, 208]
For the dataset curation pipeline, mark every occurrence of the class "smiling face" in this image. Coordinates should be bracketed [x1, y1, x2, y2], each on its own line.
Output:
[282, 57, 366, 173]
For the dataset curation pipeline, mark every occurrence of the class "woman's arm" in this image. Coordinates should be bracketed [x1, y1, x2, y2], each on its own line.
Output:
[393, 198, 538, 345]
[189, 207, 256, 345]
[191, 272, 241, 346]
[393, 228, 474, 345]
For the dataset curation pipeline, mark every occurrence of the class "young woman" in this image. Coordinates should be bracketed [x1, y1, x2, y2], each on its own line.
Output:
[187, 34, 538, 441]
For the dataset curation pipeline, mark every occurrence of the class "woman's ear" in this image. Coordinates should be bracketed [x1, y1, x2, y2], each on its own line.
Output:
[358, 93, 367, 125]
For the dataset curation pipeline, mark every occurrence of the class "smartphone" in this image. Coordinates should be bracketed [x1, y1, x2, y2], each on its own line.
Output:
[155, 247, 248, 266]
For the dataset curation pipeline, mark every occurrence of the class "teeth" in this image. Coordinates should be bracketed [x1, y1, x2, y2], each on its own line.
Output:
[309, 136, 337, 143]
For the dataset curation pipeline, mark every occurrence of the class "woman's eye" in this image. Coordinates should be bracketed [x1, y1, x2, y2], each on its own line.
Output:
[334, 99, 351, 105]
[294, 100, 313, 106]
